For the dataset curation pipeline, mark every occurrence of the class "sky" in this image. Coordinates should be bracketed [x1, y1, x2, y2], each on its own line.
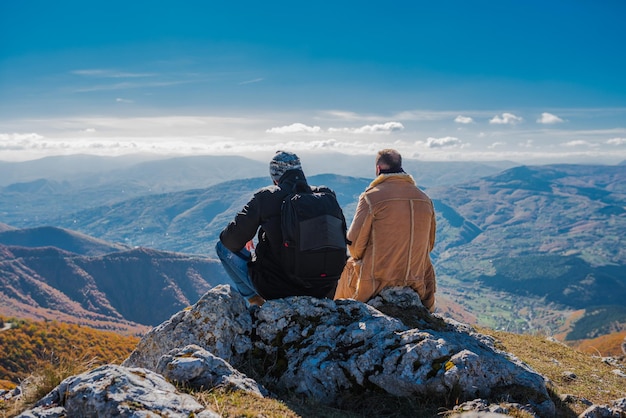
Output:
[1, 1, 626, 164]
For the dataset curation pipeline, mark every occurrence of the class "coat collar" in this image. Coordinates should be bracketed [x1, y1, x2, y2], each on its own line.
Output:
[368, 172, 416, 189]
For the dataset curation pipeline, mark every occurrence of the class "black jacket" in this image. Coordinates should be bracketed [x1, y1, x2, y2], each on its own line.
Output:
[219, 169, 339, 300]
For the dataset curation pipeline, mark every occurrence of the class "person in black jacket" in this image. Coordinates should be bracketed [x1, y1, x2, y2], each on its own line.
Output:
[216, 150, 340, 306]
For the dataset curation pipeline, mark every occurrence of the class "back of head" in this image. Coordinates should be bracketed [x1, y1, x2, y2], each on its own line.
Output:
[269, 150, 302, 182]
[376, 149, 402, 172]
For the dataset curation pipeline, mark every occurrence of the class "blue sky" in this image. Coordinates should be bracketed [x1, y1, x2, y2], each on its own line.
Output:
[1, 1, 625, 163]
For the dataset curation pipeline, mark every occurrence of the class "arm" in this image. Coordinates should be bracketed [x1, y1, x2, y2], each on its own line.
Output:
[346, 193, 373, 260]
[429, 201, 436, 252]
[219, 192, 262, 252]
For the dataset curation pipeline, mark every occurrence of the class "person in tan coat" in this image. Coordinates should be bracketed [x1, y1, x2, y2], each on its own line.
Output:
[334, 149, 437, 312]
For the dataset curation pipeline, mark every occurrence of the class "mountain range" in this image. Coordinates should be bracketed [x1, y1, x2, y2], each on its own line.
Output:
[0, 241, 230, 332]
[0, 153, 624, 342]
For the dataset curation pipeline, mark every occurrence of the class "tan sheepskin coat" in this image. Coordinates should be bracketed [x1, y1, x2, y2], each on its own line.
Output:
[334, 173, 437, 311]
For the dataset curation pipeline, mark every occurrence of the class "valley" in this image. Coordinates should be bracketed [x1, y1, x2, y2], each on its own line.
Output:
[1, 154, 625, 346]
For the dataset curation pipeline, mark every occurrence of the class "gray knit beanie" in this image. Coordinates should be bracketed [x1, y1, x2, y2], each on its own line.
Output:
[269, 150, 302, 182]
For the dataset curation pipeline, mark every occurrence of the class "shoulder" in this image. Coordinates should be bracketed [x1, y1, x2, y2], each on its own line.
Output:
[251, 184, 293, 205]
[311, 185, 336, 196]
[254, 184, 282, 196]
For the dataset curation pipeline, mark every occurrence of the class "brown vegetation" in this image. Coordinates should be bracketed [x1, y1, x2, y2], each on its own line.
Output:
[567, 331, 626, 357]
[0, 316, 139, 385]
[2, 316, 625, 417]
[479, 327, 626, 417]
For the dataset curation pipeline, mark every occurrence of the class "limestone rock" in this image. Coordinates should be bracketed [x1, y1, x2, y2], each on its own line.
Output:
[16, 364, 219, 418]
[578, 398, 626, 418]
[123, 284, 252, 370]
[578, 404, 622, 418]
[156, 344, 268, 397]
[26, 285, 559, 417]
[252, 287, 554, 414]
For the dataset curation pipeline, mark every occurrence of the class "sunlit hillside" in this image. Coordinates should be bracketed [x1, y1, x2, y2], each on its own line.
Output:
[0, 316, 139, 387]
[568, 331, 626, 357]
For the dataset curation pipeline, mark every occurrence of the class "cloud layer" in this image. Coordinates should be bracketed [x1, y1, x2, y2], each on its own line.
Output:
[1, 109, 625, 164]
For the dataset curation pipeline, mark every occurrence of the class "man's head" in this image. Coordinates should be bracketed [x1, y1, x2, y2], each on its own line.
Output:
[269, 150, 302, 183]
[376, 149, 402, 175]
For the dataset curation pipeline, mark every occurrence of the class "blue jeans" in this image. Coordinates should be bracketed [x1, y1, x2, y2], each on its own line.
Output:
[215, 241, 258, 299]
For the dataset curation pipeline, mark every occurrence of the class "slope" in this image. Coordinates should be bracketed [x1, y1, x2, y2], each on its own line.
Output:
[429, 164, 626, 338]
[0, 244, 231, 329]
[0, 226, 130, 256]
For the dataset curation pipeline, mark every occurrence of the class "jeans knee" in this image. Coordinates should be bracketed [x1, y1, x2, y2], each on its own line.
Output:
[215, 240, 227, 260]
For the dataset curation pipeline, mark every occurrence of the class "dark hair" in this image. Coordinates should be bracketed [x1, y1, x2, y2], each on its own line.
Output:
[376, 149, 402, 171]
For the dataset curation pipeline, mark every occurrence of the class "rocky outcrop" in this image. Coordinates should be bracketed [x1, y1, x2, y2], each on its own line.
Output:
[156, 344, 268, 397]
[20, 285, 570, 416]
[252, 288, 552, 414]
[122, 284, 252, 369]
[17, 365, 219, 417]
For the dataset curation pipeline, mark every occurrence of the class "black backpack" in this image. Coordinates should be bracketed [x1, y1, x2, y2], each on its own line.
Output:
[280, 183, 348, 288]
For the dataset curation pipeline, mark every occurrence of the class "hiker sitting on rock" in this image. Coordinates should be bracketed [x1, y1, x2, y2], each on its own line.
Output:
[217, 151, 347, 307]
[334, 148, 437, 312]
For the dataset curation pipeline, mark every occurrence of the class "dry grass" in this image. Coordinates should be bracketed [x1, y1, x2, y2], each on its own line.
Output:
[3, 325, 625, 417]
[478, 327, 626, 416]
[1, 354, 99, 418]
[194, 388, 302, 418]
[192, 386, 442, 418]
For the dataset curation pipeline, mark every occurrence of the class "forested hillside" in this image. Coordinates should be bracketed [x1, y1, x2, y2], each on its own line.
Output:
[0, 316, 139, 386]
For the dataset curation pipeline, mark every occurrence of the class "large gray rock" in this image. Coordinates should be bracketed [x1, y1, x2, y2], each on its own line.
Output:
[115, 285, 555, 416]
[253, 287, 554, 414]
[578, 398, 626, 418]
[156, 344, 268, 397]
[17, 364, 219, 418]
[123, 284, 252, 370]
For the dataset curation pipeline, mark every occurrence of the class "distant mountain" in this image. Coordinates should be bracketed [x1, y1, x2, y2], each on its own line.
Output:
[0, 244, 231, 329]
[0, 152, 516, 188]
[0, 154, 516, 229]
[2, 160, 626, 340]
[428, 164, 626, 265]
[0, 154, 162, 187]
[294, 152, 517, 186]
[0, 223, 15, 232]
[0, 155, 271, 227]
[47, 174, 371, 255]
[427, 164, 626, 337]
[0, 226, 130, 256]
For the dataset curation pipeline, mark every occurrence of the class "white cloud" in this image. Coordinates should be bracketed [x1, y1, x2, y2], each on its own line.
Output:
[489, 112, 523, 125]
[354, 122, 404, 133]
[319, 110, 371, 121]
[116, 98, 133, 103]
[454, 115, 474, 124]
[3, 112, 626, 164]
[607, 137, 626, 145]
[328, 122, 404, 134]
[0, 132, 44, 141]
[239, 78, 264, 85]
[562, 140, 597, 147]
[72, 69, 155, 78]
[418, 136, 464, 148]
[266, 123, 322, 134]
[537, 112, 564, 124]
